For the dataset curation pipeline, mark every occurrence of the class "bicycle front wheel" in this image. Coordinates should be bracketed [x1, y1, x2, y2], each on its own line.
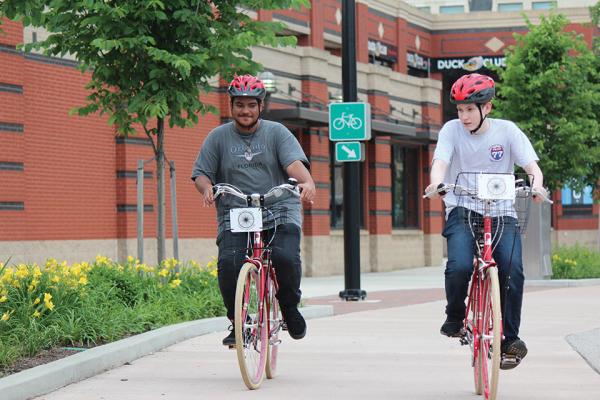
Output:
[265, 277, 281, 379]
[235, 262, 268, 390]
[478, 266, 502, 400]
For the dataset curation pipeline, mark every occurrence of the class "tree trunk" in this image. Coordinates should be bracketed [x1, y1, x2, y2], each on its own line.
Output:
[156, 118, 166, 263]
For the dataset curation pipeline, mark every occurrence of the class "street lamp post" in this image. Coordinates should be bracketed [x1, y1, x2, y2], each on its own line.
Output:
[339, 0, 366, 301]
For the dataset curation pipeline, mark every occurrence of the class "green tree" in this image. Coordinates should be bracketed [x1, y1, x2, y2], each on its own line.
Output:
[0, 0, 309, 262]
[493, 13, 600, 194]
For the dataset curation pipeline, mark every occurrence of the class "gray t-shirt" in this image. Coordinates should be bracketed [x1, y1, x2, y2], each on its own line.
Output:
[433, 118, 539, 219]
[191, 120, 309, 234]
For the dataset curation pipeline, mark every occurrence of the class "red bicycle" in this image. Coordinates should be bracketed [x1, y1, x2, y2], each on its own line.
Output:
[425, 172, 552, 400]
[212, 180, 300, 390]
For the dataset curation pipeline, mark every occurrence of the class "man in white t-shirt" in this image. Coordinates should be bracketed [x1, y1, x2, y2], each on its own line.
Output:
[425, 73, 548, 370]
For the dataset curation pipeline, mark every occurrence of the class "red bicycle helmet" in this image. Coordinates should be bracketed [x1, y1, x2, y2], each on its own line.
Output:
[227, 74, 266, 100]
[450, 73, 495, 104]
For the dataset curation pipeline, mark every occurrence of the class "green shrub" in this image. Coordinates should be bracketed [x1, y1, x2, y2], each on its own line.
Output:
[0, 256, 224, 373]
[551, 245, 600, 279]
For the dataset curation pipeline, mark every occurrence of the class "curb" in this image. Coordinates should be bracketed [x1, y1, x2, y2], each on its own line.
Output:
[0, 305, 334, 400]
[525, 278, 600, 287]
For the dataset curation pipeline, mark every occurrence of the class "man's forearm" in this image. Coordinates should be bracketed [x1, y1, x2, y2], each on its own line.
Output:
[194, 174, 213, 194]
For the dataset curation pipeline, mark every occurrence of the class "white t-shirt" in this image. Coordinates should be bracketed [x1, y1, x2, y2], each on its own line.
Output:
[433, 118, 539, 219]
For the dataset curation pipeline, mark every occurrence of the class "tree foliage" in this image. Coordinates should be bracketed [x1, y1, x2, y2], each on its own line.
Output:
[1, 0, 308, 135]
[493, 13, 600, 194]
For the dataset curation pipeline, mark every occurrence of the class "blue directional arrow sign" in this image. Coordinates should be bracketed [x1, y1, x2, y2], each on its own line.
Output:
[335, 141, 364, 162]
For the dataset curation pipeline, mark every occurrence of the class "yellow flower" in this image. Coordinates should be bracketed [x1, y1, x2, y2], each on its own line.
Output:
[33, 266, 42, 279]
[33, 297, 41, 305]
[0, 295, 7, 303]
[51, 275, 61, 283]
[79, 276, 88, 285]
[127, 255, 135, 264]
[32, 310, 41, 318]
[158, 268, 169, 277]
[15, 264, 29, 279]
[44, 293, 55, 311]
[1, 311, 9, 321]
[169, 279, 182, 288]
[210, 269, 218, 278]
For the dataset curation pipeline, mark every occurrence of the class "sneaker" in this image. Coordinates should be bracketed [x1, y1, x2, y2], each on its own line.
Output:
[500, 338, 528, 370]
[222, 325, 235, 347]
[440, 318, 464, 337]
[282, 306, 307, 340]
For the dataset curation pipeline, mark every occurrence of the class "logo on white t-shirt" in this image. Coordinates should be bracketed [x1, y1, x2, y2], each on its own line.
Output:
[489, 144, 504, 161]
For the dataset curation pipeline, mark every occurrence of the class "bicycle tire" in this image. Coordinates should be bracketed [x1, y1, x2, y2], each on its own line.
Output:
[468, 271, 484, 395]
[480, 267, 502, 400]
[235, 262, 268, 390]
[265, 277, 281, 379]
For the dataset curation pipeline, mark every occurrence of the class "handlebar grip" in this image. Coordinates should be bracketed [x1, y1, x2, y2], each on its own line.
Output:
[437, 183, 447, 196]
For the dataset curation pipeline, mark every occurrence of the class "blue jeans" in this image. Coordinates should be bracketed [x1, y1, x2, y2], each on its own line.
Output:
[216, 223, 302, 321]
[443, 207, 525, 341]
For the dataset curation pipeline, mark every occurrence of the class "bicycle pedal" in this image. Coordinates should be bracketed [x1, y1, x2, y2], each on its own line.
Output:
[500, 355, 521, 370]
[282, 322, 288, 331]
[228, 345, 236, 350]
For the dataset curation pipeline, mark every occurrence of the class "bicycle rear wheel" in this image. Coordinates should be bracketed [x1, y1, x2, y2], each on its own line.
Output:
[235, 262, 268, 390]
[265, 277, 281, 379]
[478, 266, 502, 400]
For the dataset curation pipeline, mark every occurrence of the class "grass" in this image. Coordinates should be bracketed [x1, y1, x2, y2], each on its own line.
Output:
[0, 256, 225, 373]
[551, 245, 600, 279]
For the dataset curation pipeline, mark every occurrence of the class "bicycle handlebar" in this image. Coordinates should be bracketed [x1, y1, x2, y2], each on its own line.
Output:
[212, 179, 300, 205]
[423, 183, 553, 204]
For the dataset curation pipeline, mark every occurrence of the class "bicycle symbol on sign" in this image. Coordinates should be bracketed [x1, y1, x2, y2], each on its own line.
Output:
[333, 113, 363, 131]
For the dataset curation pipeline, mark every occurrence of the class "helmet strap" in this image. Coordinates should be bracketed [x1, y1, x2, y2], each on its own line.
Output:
[469, 103, 487, 134]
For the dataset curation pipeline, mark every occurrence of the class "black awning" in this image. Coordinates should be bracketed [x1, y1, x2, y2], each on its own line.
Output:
[263, 106, 436, 141]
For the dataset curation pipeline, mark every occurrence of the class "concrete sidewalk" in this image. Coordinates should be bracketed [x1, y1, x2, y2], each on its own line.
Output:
[1, 266, 599, 400]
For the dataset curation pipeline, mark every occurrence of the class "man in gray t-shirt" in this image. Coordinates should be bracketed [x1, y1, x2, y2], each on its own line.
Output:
[191, 75, 316, 347]
[425, 74, 548, 370]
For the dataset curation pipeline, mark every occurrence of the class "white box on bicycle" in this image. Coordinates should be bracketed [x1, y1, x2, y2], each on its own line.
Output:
[477, 174, 515, 200]
[230, 207, 263, 232]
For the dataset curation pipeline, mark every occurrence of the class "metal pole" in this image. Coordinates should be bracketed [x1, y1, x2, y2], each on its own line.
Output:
[136, 159, 145, 263]
[169, 160, 179, 263]
[339, 0, 366, 301]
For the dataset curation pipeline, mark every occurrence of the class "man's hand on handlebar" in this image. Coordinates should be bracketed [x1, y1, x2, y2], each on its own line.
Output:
[203, 187, 215, 207]
[424, 183, 447, 199]
[298, 181, 316, 205]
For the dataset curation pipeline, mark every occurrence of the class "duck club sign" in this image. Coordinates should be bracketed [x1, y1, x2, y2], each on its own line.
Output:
[431, 56, 506, 72]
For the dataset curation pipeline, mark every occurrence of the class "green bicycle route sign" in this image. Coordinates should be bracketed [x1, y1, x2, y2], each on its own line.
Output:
[335, 141, 364, 162]
[328, 102, 371, 141]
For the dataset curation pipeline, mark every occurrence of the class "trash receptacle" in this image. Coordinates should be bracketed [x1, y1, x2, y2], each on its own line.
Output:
[522, 201, 552, 279]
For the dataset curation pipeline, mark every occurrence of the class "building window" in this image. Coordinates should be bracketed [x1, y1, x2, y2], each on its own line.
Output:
[392, 145, 419, 228]
[497, 2, 523, 11]
[417, 6, 431, 13]
[532, 1, 556, 10]
[561, 185, 593, 216]
[330, 143, 365, 229]
[439, 5, 465, 14]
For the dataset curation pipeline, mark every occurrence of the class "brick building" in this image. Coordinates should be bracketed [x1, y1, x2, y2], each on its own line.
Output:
[1, 1, 598, 275]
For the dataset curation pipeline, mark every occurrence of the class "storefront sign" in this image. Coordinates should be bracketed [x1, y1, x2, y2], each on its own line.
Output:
[407, 52, 430, 71]
[431, 56, 506, 72]
[368, 40, 397, 58]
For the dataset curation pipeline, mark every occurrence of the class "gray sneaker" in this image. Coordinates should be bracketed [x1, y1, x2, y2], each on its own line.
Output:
[500, 338, 528, 370]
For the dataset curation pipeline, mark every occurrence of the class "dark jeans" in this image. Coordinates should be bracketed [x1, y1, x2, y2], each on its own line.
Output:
[443, 207, 525, 341]
[216, 223, 302, 321]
